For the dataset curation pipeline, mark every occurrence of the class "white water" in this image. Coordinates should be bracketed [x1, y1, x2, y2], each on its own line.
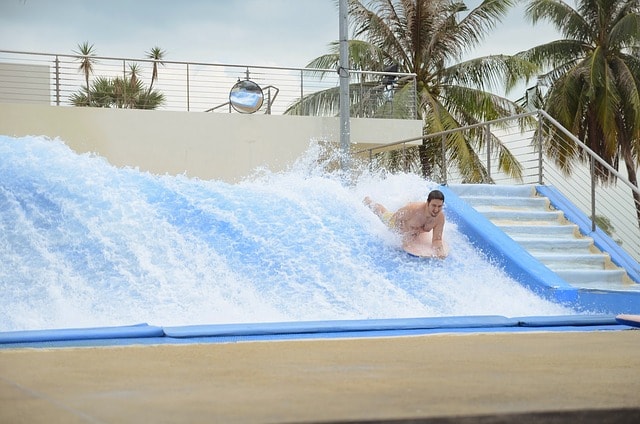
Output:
[0, 135, 574, 332]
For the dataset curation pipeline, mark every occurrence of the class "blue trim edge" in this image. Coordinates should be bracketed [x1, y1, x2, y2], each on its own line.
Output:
[0, 323, 164, 344]
[0, 315, 630, 348]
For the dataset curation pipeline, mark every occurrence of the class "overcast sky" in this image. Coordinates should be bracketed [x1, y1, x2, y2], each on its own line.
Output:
[1, 0, 337, 66]
[1, 0, 560, 70]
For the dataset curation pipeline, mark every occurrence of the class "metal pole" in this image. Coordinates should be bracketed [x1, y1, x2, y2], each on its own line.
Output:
[537, 112, 543, 184]
[591, 157, 597, 232]
[54, 56, 60, 106]
[339, 0, 350, 173]
[441, 134, 447, 185]
[300, 69, 304, 102]
[485, 124, 491, 182]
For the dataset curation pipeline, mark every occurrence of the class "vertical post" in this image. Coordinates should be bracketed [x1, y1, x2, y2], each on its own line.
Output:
[339, 0, 351, 173]
[186, 63, 190, 112]
[403, 142, 407, 172]
[359, 77, 363, 118]
[300, 69, 304, 102]
[413, 77, 417, 119]
[537, 111, 544, 184]
[54, 56, 60, 106]
[266, 88, 271, 115]
[590, 157, 597, 232]
[484, 124, 491, 182]
[441, 134, 447, 185]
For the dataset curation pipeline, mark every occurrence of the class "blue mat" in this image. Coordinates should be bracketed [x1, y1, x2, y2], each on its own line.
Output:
[162, 315, 518, 338]
[517, 315, 618, 327]
[0, 315, 631, 348]
[0, 323, 164, 344]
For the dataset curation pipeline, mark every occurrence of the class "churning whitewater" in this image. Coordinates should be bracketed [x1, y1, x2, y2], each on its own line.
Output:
[0, 135, 575, 332]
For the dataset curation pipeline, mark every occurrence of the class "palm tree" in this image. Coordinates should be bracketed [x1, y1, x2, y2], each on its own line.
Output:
[145, 46, 166, 93]
[288, 0, 539, 182]
[126, 63, 142, 108]
[73, 42, 97, 104]
[70, 76, 112, 107]
[519, 0, 640, 225]
[70, 75, 165, 109]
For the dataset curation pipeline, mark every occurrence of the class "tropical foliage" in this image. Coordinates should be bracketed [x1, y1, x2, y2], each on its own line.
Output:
[71, 43, 166, 110]
[287, 0, 539, 182]
[518, 0, 640, 224]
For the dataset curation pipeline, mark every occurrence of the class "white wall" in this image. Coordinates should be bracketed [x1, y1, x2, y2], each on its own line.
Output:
[0, 63, 50, 104]
[0, 103, 422, 182]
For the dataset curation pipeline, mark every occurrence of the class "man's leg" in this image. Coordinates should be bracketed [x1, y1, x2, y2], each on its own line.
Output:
[363, 196, 390, 218]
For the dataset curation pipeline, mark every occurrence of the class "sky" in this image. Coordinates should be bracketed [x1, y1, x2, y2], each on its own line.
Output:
[1, 0, 561, 66]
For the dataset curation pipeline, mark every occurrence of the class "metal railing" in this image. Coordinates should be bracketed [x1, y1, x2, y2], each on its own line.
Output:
[355, 110, 640, 261]
[0, 49, 416, 118]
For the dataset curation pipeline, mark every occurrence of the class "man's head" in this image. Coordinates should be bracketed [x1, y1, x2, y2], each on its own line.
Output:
[426, 189, 445, 217]
[427, 189, 444, 204]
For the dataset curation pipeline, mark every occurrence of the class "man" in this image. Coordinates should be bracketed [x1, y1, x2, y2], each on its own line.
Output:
[364, 189, 446, 257]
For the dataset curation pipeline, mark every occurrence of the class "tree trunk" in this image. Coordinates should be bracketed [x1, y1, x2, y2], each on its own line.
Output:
[418, 141, 431, 179]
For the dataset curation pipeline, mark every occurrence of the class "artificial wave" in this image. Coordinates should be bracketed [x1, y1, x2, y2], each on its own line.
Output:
[0, 135, 575, 332]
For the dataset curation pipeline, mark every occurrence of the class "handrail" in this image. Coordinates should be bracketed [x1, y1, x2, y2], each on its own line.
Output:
[0, 49, 417, 118]
[538, 109, 640, 198]
[353, 111, 537, 155]
[0, 48, 339, 73]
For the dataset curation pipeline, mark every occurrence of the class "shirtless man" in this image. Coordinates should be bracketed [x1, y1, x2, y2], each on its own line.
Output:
[364, 189, 446, 257]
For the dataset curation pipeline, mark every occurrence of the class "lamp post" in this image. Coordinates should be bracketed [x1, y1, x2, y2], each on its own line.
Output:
[338, 0, 350, 174]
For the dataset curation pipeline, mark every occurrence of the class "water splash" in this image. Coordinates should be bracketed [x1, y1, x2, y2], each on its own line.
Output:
[0, 135, 574, 331]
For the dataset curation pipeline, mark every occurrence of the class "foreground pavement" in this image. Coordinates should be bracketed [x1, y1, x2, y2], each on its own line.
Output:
[1, 330, 640, 423]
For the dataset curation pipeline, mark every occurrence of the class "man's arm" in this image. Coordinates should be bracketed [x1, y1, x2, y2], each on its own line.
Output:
[430, 214, 445, 248]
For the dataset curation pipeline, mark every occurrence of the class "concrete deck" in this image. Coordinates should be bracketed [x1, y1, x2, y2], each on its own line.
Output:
[2, 330, 640, 423]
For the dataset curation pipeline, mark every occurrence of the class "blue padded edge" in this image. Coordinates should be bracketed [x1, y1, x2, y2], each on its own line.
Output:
[0, 315, 630, 348]
[162, 315, 518, 338]
[2, 312, 625, 346]
[517, 314, 618, 327]
[438, 185, 577, 304]
[536, 185, 640, 284]
[0, 323, 165, 344]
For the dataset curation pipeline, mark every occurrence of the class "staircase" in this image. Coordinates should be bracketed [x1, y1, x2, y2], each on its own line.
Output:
[449, 184, 639, 292]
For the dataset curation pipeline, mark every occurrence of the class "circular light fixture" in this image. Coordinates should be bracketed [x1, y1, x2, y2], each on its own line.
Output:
[229, 79, 264, 114]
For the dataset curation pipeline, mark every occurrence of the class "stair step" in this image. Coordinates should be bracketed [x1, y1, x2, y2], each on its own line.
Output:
[532, 253, 608, 270]
[461, 195, 549, 210]
[478, 209, 563, 222]
[449, 183, 536, 197]
[555, 269, 628, 285]
[499, 224, 577, 237]
[514, 237, 593, 253]
[577, 281, 640, 291]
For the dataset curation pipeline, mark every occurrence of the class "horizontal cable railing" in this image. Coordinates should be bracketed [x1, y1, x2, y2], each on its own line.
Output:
[0, 49, 416, 118]
[354, 110, 640, 261]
